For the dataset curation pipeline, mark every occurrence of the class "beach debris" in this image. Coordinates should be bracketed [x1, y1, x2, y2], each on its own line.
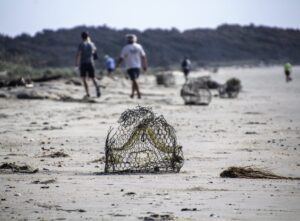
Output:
[56, 208, 86, 213]
[89, 156, 105, 163]
[181, 77, 212, 105]
[0, 113, 8, 118]
[65, 78, 82, 86]
[31, 179, 56, 184]
[218, 78, 241, 98]
[104, 106, 184, 173]
[244, 112, 262, 115]
[124, 192, 136, 196]
[185, 186, 228, 192]
[155, 71, 176, 87]
[16, 90, 46, 99]
[32, 74, 62, 83]
[0, 162, 38, 173]
[0, 73, 62, 89]
[0, 92, 9, 98]
[36, 203, 86, 213]
[58, 94, 97, 103]
[42, 125, 63, 130]
[220, 166, 300, 180]
[181, 208, 197, 211]
[245, 131, 258, 135]
[140, 212, 175, 221]
[41, 151, 69, 158]
[108, 213, 128, 217]
[196, 76, 220, 89]
[0, 77, 33, 88]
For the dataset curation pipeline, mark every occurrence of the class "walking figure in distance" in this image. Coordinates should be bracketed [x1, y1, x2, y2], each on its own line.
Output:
[181, 56, 191, 82]
[104, 55, 115, 76]
[284, 62, 292, 82]
[116, 34, 148, 99]
[75, 31, 100, 98]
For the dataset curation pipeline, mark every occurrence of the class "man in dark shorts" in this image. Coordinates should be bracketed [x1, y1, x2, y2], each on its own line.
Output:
[116, 34, 148, 99]
[75, 31, 100, 98]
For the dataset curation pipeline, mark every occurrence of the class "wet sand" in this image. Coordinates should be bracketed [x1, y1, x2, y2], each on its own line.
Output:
[0, 66, 300, 220]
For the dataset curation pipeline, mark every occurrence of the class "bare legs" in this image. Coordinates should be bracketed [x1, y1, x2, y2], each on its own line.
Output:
[184, 74, 188, 82]
[285, 75, 292, 82]
[81, 77, 100, 97]
[92, 78, 101, 97]
[131, 79, 141, 99]
[184, 71, 189, 82]
[82, 77, 90, 97]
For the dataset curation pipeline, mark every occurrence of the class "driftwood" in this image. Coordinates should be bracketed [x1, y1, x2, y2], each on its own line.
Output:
[32, 74, 62, 82]
[0, 74, 61, 88]
[0, 77, 33, 88]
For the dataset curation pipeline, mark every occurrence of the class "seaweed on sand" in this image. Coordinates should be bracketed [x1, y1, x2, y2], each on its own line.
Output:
[220, 166, 300, 180]
[41, 151, 69, 158]
[0, 162, 38, 173]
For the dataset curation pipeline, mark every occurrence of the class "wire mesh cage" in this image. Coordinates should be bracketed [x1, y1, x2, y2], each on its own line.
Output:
[104, 106, 184, 173]
[218, 78, 241, 98]
[156, 71, 176, 87]
[180, 77, 212, 105]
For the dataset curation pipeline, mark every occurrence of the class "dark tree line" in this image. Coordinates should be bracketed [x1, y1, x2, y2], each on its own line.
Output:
[1, 24, 300, 68]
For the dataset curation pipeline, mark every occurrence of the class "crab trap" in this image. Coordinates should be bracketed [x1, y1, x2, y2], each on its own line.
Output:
[181, 77, 212, 105]
[104, 106, 184, 173]
[218, 78, 241, 98]
[156, 71, 176, 87]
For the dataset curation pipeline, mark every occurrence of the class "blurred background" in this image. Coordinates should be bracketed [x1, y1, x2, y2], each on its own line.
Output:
[0, 0, 300, 72]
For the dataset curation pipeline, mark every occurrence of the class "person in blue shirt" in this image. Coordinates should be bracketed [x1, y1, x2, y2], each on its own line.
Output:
[104, 55, 115, 76]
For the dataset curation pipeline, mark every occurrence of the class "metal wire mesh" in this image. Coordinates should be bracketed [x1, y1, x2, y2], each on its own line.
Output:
[104, 106, 184, 173]
[156, 72, 176, 87]
[180, 77, 212, 105]
[219, 78, 241, 98]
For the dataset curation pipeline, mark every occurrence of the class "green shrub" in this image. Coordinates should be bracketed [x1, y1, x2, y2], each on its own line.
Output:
[0, 61, 77, 80]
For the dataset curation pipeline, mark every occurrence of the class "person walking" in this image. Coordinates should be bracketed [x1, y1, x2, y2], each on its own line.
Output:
[181, 56, 191, 82]
[284, 62, 292, 82]
[75, 31, 100, 98]
[116, 34, 148, 99]
[104, 55, 115, 76]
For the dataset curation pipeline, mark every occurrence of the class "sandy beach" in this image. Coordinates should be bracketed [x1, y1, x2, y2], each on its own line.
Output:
[0, 65, 300, 221]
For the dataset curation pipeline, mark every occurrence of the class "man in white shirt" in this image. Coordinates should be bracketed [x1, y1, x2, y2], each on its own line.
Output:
[116, 34, 148, 99]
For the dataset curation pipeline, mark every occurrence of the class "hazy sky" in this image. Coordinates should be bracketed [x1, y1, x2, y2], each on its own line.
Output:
[1, 0, 300, 37]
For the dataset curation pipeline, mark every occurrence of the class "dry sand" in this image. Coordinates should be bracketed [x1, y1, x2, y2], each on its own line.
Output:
[0, 66, 300, 221]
